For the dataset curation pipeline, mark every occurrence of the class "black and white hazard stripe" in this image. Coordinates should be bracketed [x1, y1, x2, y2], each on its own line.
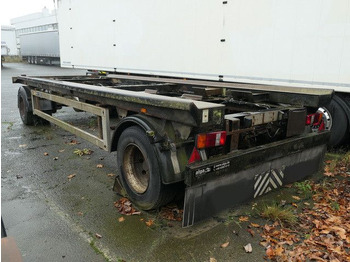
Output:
[254, 169, 284, 198]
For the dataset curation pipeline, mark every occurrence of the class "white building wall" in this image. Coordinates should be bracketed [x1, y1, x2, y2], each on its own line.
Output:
[1, 26, 18, 56]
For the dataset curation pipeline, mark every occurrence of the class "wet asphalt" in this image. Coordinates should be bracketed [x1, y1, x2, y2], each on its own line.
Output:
[1, 63, 267, 262]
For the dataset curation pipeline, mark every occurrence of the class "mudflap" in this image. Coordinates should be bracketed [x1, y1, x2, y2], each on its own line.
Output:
[182, 132, 329, 227]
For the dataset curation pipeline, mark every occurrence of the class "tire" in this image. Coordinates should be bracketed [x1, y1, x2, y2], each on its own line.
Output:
[18, 86, 34, 125]
[117, 126, 173, 210]
[324, 95, 349, 146]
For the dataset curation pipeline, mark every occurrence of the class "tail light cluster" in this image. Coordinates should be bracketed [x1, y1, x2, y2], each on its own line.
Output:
[306, 113, 325, 131]
[196, 131, 226, 149]
[188, 131, 227, 164]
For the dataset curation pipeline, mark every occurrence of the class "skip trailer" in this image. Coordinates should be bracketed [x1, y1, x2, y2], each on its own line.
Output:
[13, 0, 344, 226]
[14, 74, 331, 226]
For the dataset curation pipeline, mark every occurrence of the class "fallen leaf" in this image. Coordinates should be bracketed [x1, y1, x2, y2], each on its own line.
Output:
[247, 228, 255, 237]
[329, 226, 347, 239]
[107, 173, 115, 177]
[95, 233, 102, 239]
[264, 224, 272, 232]
[118, 217, 125, 223]
[244, 243, 252, 253]
[58, 149, 65, 153]
[239, 216, 249, 222]
[145, 219, 154, 227]
[209, 258, 217, 262]
[221, 242, 229, 248]
[67, 139, 80, 145]
[274, 245, 284, 256]
[44, 152, 49, 156]
[67, 174, 76, 180]
[266, 247, 275, 259]
[324, 171, 334, 177]
[96, 164, 103, 168]
[292, 203, 298, 208]
[251, 223, 260, 228]
[304, 202, 310, 206]
[292, 195, 301, 201]
[77, 212, 83, 216]
[19, 144, 27, 148]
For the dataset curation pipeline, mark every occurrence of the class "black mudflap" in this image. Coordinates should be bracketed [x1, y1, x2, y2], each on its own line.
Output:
[182, 141, 327, 227]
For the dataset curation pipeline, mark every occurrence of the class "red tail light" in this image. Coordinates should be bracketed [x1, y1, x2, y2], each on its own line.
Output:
[306, 113, 325, 131]
[196, 131, 226, 149]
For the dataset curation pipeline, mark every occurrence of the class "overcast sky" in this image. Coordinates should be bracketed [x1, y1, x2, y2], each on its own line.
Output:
[1, 0, 56, 26]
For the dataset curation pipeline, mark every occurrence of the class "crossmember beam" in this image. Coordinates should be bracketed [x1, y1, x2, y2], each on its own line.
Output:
[31, 90, 111, 151]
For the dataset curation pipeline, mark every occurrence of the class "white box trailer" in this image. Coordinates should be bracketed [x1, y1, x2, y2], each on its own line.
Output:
[57, 0, 350, 146]
[20, 30, 60, 65]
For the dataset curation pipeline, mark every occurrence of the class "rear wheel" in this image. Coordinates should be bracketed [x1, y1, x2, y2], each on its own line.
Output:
[324, 95, 349, 146]
[18, 86, 34, 125]
[117, 126, 174, 210]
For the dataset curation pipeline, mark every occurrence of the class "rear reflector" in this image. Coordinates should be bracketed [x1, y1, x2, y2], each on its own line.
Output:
[188, 147, 201, 164]
[196, 131, 226, 149]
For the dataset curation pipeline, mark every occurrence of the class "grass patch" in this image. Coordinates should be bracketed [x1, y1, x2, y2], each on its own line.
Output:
[294, 180, 312, 195]
[260, 203, 297, 225]
[2, 121, 14, 130]
[89, 240, 110, 262]
[74, 148, 93, 156]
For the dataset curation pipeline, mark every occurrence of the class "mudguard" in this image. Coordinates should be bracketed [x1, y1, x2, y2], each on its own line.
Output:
[183, 131, 330, 227]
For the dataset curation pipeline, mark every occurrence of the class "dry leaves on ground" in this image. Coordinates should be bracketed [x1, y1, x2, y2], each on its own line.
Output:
[114, 197, 141, 216]
[259, 156, 350, 261]
[158, 205, 183, 222]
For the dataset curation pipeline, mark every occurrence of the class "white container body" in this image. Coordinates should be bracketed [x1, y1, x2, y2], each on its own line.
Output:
[19, 31, 60, 57]
[57, 0, 350, 93]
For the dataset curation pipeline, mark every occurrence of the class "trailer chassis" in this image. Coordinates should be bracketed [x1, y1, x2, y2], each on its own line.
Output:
[13, 74, 332, 226]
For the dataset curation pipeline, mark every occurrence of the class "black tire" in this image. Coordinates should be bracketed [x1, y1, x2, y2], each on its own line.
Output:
[117, 126, 173, 210]
[18, 86, 35, 125]
[325, 95, 349, 146]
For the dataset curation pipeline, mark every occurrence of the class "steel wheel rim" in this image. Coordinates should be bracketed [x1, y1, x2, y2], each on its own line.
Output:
[123, 143, 150, 194]
[318, 107, 332, 130]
